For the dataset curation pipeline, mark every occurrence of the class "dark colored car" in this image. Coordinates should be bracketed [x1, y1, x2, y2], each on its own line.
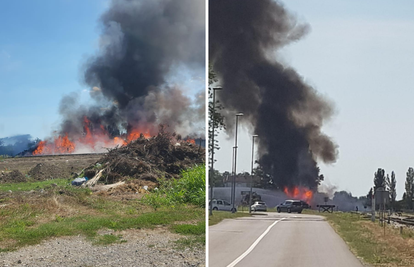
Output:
[300, 200, 311, 209]
[276, 200, 303, 213]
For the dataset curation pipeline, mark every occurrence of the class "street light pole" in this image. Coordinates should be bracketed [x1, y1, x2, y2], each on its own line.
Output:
[249, 135, 258, 213]
[230, 146, 235, 211]
[210, 87, 222, 216]
[232, 113, 243, 213]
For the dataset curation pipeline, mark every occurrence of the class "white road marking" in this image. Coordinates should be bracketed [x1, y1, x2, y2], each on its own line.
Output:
[226, 217, 286, 267]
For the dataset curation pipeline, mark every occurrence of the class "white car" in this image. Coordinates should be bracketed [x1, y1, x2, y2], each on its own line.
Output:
[251, 201, 267, 212]
[210, 199, 237, 212]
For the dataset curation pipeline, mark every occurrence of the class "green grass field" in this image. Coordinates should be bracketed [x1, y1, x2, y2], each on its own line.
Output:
[0, 165, 205, 252]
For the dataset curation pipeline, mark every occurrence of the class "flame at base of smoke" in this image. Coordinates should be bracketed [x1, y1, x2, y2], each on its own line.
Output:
[283, 186, 313, 203]
[32, 125, 196, 155]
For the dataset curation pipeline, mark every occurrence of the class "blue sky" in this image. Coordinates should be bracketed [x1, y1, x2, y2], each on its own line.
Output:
[0, 1, 107, 139]
[215, 0, 414, 198]
[0, 0, 205, 140]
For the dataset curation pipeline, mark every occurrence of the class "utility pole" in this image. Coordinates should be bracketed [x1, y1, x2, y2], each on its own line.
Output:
[231, 113, 243, 213]
[209, 87, 222, 216]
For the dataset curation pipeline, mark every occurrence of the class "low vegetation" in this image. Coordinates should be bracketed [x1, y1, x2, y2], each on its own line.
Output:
[0, 178, 69, 192]
[142, 164, 205, 210]
[322, 212, 414, 266]
[172, 221, 205, 250]
[209, 211, 251, 226]
[0, 165, 205, 252]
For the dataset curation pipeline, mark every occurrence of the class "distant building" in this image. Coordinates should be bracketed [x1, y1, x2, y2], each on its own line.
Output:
[223, 174, 259, 187]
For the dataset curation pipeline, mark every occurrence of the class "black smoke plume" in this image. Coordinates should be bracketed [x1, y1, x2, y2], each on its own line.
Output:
[57, 0, 205, 142]
[209, 0, 338, 189]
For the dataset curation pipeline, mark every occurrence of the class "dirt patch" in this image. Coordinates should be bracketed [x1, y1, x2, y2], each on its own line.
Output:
[0, 170, 27, 183]
[0, 228, 205, 267]
[0, 154, 102, 178]
[28, 163, 74, 180]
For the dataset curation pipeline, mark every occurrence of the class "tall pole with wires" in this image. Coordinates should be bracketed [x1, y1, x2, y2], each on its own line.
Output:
[209, 87, 222, 216]
[231, 113, 243, 213]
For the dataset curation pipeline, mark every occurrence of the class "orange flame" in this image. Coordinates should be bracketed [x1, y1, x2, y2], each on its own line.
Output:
[54, 134, 75, 154]
[284, 186, 313, 202]
[186, 139, 196, 144]
[32, 121, 156, 155]
[113, 136, 127, 146]
[127, 129, 150, 143]
[33, 141, 47, 155]
[32, 134, 75, 155]
[83, 116, 93, 141]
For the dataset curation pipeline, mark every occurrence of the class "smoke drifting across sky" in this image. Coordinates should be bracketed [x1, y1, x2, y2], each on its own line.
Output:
[58, 0, 205, 140]
[209, 0, 338, 189]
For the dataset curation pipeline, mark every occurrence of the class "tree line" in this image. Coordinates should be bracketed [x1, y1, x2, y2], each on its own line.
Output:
[367, 167, 414, 211]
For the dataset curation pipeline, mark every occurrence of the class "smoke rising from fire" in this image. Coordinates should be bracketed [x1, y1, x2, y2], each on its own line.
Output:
[36, 0, 205, 154]
[209, 0, 338, 189]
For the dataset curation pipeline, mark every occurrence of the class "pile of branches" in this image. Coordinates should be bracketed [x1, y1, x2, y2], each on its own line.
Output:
[82, 126, 205, 185]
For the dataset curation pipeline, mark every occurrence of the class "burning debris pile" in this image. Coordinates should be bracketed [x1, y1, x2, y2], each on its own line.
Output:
[79, 127, 204, 192]
[31, 0, 205, 156]
[210, 0, 338, 189]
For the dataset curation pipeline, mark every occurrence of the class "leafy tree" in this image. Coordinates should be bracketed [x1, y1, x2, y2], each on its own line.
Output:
[374, 168, 386, 191]
[315, 166, 325, 187]
[238, 171, 250, 177]
[208, 64, 225, 169]
[252, 165, 273, 189]
[366, 188, 373, 207]
[386, 171, 397, 209]
[210, 169, 224, 187]
[222, 171, 231, 178]
[405, 167, 414, 209]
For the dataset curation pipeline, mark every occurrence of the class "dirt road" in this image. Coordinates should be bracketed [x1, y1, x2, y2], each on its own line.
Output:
[0, 228, 204, 267]
[209, 213, 364, 267]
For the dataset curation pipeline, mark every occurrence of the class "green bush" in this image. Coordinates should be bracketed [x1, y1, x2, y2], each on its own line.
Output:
[142, 164, 205, 208]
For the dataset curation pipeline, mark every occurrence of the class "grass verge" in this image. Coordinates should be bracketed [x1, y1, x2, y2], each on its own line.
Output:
[0, 179, 69, 192]
[322, 212, 414, 266]
[172, 221, 205, 249]
[209, 211, 252, 226]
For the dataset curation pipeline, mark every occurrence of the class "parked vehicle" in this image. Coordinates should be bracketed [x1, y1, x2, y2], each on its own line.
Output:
[241, 191, 262, 205]
[251, 201, 267, 212]
[276, 200, 303, 213]
[210, 199, 237, 212]
[300, 200, 311, 209]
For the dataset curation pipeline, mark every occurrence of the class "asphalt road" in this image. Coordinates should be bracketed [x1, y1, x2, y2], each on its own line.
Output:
[209, 212, 364, 267]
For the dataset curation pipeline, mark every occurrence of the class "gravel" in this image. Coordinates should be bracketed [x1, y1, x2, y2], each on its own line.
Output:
[0, 228, 204, 267]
